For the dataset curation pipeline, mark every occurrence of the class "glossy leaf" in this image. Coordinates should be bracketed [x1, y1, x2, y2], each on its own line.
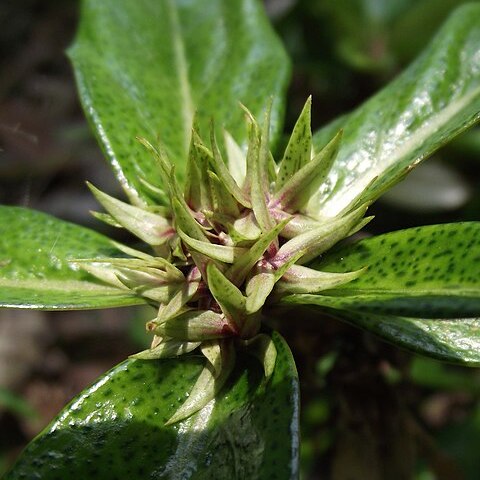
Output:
[312, 4, 480, 217]
[69, 0, 290, 204]
[329, 309, 480, 366]
[0, 206, 144, 309]
[6, 332, 300, 480]
[283, 223, 480, 318]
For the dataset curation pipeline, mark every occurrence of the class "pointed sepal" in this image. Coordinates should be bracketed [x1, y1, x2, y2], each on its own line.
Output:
[224, 129, 246, 186]
[130, 339, 201, 360]
[245, 269, 276, 315]
[184, 129, 213, 212]
[241, 333, 277, 379]
[229, 213, 262, 244]
[154, 310, 236, 341]
[178, 229, 248, 264]
[207, 170, 241, 218]
[226, 218, 290, 285]
[171, 197, 208, 242]
[207, 126, 251, 208]
[250, 101, 275, 231]
[273, 204, 368, 265]
[152, 267, 201, 323]
[88, 183, 173, 246]
[273, 130, 342, 213]
[276, 96, 312, 191]
[206, 263, 246, 329]
[274, 265, 366, 295]
[165, 340, 235, 425]
[90, 211, 123, 228]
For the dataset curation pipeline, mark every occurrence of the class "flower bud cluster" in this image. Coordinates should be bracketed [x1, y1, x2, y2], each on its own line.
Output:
[77, 98, 368, 422]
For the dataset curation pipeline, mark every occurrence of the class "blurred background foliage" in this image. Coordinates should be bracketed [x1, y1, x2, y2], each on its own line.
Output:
[0, 0, 479, 478]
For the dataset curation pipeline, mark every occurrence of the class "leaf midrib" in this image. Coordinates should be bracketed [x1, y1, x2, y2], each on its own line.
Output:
[301, 287, 480, 298]
[0, 277, 128, 294]
[320, 75, 480, 217]
[167, 0, 194, 157]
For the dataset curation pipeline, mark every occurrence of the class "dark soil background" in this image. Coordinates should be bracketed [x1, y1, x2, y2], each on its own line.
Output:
[0, 0, 151, 472]
[1, 1, 479, 478]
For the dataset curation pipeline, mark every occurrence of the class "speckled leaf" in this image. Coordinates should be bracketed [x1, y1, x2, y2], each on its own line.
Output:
[328, 310, 480, 366]
[69, 0, 290, 205]
[0, 206, 144, 309]
[311, 4, 480, 217]
[6, 331, 299, 480]
[283, 223, 480, 319]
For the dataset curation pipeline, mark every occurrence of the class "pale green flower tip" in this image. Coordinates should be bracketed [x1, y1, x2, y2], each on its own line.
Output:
[128, 350, 151, 360]
[263, 342, 277, 380]
[241, 333, 278, 380]
[130, 339, 202, 361]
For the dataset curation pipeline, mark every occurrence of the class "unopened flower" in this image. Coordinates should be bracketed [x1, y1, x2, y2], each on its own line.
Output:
[74, 97, 368, 423]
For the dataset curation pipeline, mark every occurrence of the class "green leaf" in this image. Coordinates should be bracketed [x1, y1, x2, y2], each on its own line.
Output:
[284, 223, 480, 318]
[312, 4, 480, 217]
[69, 0, 290, 204]
[329, 310, 480, 366]
[0, 206, 144, 309]
[6, 332, 299, 480]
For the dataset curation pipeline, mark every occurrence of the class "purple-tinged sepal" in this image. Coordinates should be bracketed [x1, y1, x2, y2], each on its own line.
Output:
[165, 340, 236, 425]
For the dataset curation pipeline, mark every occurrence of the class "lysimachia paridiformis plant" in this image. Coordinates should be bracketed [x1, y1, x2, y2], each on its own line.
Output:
[2, 0, 480, 478]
